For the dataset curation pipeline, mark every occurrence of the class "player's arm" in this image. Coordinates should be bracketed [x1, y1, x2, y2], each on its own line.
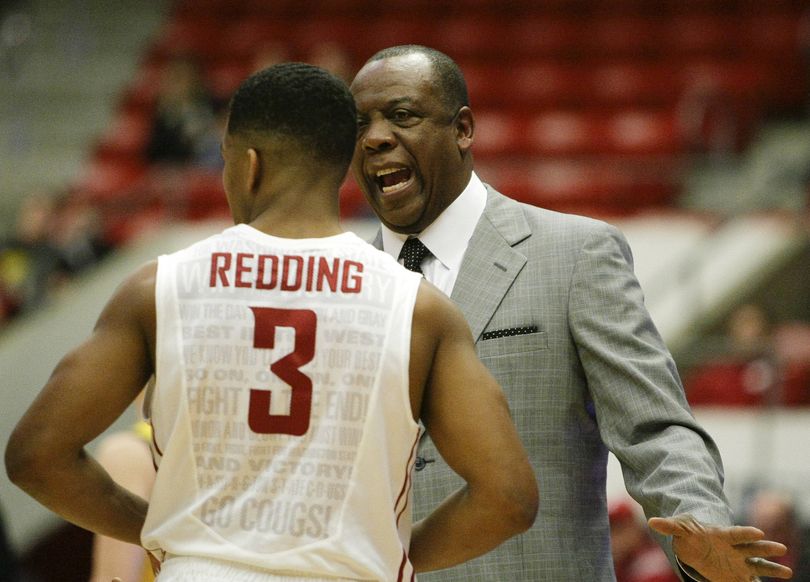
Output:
[4, 261, 157, 545]
[407, 280, 538, 572]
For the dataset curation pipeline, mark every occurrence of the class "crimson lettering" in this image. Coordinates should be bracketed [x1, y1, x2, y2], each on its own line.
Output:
[209, 252, 363, 294]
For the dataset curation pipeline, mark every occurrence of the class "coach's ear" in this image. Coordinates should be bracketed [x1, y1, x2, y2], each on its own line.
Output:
[455, 106, 474, 155]
[247, 147, 261, 194]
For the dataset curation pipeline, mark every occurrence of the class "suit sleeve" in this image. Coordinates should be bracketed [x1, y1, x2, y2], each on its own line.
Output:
[566, 221, 734, 565]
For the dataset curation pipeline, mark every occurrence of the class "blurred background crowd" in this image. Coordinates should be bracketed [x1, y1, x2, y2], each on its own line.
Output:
[2, 0, 810, 580]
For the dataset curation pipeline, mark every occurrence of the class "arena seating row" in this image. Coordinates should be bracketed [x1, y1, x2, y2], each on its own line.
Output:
[685, 359, 810, 407]
[121, 56, 798, 114]
[153, 12, 807, 63]
[75, 0, 810, 240]
[96, 106, 687, 162]
[169, 0, 809, 20]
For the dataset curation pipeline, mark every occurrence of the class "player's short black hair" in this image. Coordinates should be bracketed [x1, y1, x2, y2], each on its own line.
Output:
[227, 62, 357, 170]
[365, 45, 469, 114]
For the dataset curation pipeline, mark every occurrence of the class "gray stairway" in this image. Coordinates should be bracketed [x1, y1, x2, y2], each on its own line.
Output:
[0, 0, 169, 234]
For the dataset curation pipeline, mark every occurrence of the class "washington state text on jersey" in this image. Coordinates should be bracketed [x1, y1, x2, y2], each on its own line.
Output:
[209, 252, 364, 294]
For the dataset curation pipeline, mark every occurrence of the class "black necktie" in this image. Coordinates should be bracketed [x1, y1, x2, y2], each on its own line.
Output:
[399, 237, 431, 274]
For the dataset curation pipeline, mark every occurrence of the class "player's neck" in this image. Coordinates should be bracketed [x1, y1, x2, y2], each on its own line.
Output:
[246, 207, 343, 240]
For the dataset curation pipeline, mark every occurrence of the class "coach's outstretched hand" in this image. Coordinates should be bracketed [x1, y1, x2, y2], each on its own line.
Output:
[649, 514, 793, 581]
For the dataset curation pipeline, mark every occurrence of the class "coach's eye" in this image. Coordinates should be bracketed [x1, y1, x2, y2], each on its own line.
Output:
[392, 109, 412, 122]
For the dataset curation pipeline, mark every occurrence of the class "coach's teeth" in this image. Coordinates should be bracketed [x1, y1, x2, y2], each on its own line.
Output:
[375, 167, 412, 192]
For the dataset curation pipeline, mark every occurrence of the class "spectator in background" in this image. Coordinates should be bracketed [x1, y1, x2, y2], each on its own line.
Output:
[0, 503, 20, 582]
[306, 41, 354, 83]
[610, 500, 680, 582]
[726, 303, 774, 357]
[0, 192, 62, 315]
[0, 191, 115, 332]
[145, 55, 217, 167]
[745, 490, 810, 581]
[684, 303, 798, 406]
[251, 40, 290, 73]
[0, 283, 15, 328]
[0, 296, 7, 326]
[191, 106, 228, 172]
[724, 303, 782, 404]
[51, 197, 110, 276]
[773, 319, 810, 405]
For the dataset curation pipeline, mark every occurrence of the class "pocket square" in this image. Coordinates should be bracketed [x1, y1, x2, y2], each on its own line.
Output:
[481, 325, 538, 340]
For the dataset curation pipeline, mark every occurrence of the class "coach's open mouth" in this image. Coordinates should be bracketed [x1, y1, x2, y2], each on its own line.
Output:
[375, 166, 413, 195]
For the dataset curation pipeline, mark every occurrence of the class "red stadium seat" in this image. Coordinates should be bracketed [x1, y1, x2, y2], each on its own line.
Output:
[740, 12, 803, 59]
[462, 63, 511, 108]
[293, 18, 368, 61]
[685, 360, 770, 407]
[218, 19, 295, 64]
[507, 62, 590, 108]
[120, 62, 164, 113]
[476, 156, 680, 215]
[472, 111, 525, 157]
[93, 109, 153, 163]
[662, 14, 743, 58]
[686, 357, 810, 407]
[582, 16, 662, 58]
[171, 0, 247, 20]
[150, 16, 225, 63]
[205, 60, 252, 103]
[362, 18, 440, 55]
[589, 63, 681, 108]
[178, 169, 230, 220]
[526, 111, 605, 156]
[508, 17, 585, 58]
[782, 361, 810, 406]
[75, 159, 147, 203]
[437, 19, 511, 59]
[605, 109, 682, 156]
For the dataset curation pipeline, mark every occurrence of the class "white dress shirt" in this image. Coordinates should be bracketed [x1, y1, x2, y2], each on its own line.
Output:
[381, 172, 487, 296]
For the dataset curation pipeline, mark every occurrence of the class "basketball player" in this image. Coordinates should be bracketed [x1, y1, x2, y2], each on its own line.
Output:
[5, 63, 537, 581]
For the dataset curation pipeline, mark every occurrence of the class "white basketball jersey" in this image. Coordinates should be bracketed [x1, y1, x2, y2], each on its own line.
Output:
[142, 224, 423, 581]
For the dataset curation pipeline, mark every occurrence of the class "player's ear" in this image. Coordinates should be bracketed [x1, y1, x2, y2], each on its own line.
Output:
[247, 147, 261, 194]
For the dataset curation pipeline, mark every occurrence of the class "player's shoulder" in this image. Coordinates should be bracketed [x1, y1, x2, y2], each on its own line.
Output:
[107, 260, 156, 300]
[413, 279, 469, 338]
[128, 260, 158, 296]
[161, 225, 237, 261]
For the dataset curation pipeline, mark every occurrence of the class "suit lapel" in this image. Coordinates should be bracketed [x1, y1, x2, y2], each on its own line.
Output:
[370, 230, 383, 250]
[451, 187, 530, 341]
[368, 186, 531, 341]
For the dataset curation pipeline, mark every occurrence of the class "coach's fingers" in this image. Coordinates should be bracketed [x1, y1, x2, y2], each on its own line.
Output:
[648, 514, 704, 536]
[723, 524, 766, 544]
[736, 540, 789, 558]
[748, 556, 794, 580]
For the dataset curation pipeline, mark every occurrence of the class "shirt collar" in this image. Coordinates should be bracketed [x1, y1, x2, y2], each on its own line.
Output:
[381, 172, 487, 270]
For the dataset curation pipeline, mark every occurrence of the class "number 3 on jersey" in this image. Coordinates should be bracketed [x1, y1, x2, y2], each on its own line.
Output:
[248, 307, 316, 436]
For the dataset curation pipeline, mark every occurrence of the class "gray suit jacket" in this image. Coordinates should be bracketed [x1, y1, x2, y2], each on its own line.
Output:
[377, 186, 733, 580]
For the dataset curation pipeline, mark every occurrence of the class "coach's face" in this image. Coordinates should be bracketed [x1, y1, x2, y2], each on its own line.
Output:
[351, 54, 473, 234]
